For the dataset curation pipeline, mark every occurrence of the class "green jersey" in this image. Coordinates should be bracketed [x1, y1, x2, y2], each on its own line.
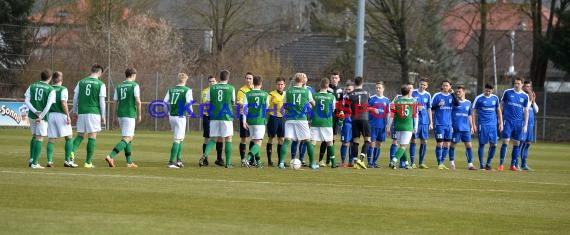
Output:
[285, 86, 313, 121]
[75, 76, 106, 114]
[114, 80, 140, 118]
[49, 85, 68, 114]
[26, 81, 55, 120]
[208, 83, 235, 121]
[165, 85, 192, 117]
[311, 92, 336, 127]
[243, 89, 269, 125]
[393, 97, 415, 131]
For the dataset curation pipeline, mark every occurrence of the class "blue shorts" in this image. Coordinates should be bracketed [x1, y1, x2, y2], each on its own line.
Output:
[414, 124, 429, 140]
[434, 125, 453, 142]
[371, 127, 386, 142]
[267, 116, 285, 138]
[478, 124, 498, 145]
[452, 130, 472, 143]
[522, 125, 535, 142]
[341, 123, 352, 143]
[502, 120, 524, 141]
[239, 116, 250, 138]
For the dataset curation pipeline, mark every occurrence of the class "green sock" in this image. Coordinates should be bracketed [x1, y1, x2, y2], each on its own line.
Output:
[248, 144, 260, 161]
[177, 141, 183, 161]
[109, 140, 128, 158]
[125, 142, 133, 164]
[73, 135, 84, 152]
[86, 138, 96, 164]
[402, 150, 409, 164]
[327, 145, 336, 166]
[32, 139, 42, 165]
[64, 138, 73, 162]
[225, 141, 232, 166]
[203, 140, 216, 157]
[394, 147, 405, 162]
[280, 139, 291, 164]
[29, 137, 34, 161]
[46, 142, 54, 163]
[306, 141, 315, 165]
[169, 142, 180, 163]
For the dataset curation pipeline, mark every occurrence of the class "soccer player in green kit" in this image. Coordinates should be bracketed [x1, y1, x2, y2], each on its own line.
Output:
[105, 68, 141, 168]
[387, 84, 418, 169]
[200, 70, 236, 168]
[71, 64, 106, 168]
[242, 75, 269, 168]
[311, 77, 338, 168]
[279, 73, 316, 169]
[164, 73, 193, 168]
[46, 71, 77, 168]
[25, 69, 56, 169]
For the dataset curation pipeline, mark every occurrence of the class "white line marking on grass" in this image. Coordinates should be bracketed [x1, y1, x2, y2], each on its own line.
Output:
[1, 170, 568, 194]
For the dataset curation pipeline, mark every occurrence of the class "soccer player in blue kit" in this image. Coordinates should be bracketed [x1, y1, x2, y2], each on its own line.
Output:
[449, 86, 475, 170]
[520, 80, 538, 171]
[367, 81, 390, 168]
[499, 77, 529, 171]
[472, 84, 503, 170]
[431, 80, 459, 170]
[410, 78, 432, 168]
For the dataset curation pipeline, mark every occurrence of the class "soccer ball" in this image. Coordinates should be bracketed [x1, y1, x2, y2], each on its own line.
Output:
[290, 159, 302, 170]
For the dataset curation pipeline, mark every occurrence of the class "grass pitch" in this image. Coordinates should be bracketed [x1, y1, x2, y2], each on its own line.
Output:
[0, 128, 569, 234]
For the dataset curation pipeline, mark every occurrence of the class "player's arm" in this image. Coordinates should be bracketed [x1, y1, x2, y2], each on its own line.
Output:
[308, 92, 315, 107]
[232, 88, 236, 106]
[72, 83, 79, 115]
[472, 109, 478, 133]
[497, 104, 503, 132]
[241, 95, 248, 129]
[532, 100, 539, 113]
[523, 100, 529, 133]
[135, 84, 142, 122]
[186, 89, 193, 117]
[24, 87, 39, 115]
[386, 114, 393, 135]
[99, 84, 107, 125]
[39, 90, 56, 120]
[468, 105, 474, 134]
[61, 88, 71, 124]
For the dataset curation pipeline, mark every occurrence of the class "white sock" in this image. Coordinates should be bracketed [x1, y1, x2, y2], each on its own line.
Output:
[450, 160, 455, 166]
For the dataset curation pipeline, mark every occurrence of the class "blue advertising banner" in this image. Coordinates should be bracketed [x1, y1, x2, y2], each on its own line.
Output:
[0, 102, 30, 127]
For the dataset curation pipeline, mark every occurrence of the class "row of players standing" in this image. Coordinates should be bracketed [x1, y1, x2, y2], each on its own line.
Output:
[24, 64, 537, 170]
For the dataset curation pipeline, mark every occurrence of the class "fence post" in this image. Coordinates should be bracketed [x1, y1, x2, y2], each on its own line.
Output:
[155, 72, 159, 132]
[542, 89, 546, 140]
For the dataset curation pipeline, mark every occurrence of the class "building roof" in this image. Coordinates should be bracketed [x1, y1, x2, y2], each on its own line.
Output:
[442, 2, 553, 50]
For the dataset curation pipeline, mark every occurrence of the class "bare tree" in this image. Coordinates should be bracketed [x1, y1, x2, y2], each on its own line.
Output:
[367, 0, 417, 84]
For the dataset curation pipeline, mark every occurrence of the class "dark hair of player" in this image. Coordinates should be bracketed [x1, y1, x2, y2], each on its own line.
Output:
[220, 70, 230, 81]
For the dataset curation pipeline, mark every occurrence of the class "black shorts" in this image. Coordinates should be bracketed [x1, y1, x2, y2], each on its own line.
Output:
[352, 119, 371, 139]
[202, 115, 210, 138]
[267, 116, 285, 138]
[239, 116, 250, 138]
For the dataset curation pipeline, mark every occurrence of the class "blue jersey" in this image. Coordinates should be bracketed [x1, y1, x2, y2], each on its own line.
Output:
[501, 89, 529, 122]
[412, 89, 431, 125]
[452, 100, 472, 132]
[306, 86, 315, 94]
[472, 94, 500, 126]
[528, 103, 536, 126]
[431, 92, 454, 126]
[368, 95, 390, 128]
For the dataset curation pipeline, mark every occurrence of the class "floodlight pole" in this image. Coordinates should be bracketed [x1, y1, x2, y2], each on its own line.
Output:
[355, 0, 365, 77]
[106, 0, 112, 130]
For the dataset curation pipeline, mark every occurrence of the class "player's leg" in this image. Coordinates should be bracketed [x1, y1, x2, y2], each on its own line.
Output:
[418, 123, 429, 168]
[449, 134, 458, 170]
[360, 121, 371, 163]
[46, 115, 58, 167]
[299, 140, 307, 165]
[168, 116, 183, 168]
[239, 116, 249, 161]
[266, 116, 276, 166]
[105, 118, 131, 167]
[465, 139, 475, 170]
[521, 141, 532, 171]
[222, 121, 234, 168]
[372, 141, 382, 167]
[280, 121, 295, 169]
[83, 114, 101, 168]
[368, 127, 378, 167]
[434, 125, 444, 168]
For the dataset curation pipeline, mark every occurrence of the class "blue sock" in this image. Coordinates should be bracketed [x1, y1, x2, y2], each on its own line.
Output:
[435, 146, 442, 165]
[499, 143, 508, 165]
[390, 144, 397, 163]
[340, 144, 347, 163]
[511, 145, 520, 167]
[466, 147, 473, 164]
[299, 142, 307, 162]
[441, 147, 449, 164]
[348, 145, 354, 164]
[419, 143, 426, 165]
[399, 159, 406, 168]
[372, 147, 380, 165]
[478, 144, 485, 168]
[487, 145, 496, 166]
[409, 142, 416, 164]
[291, 141, 298, 159]
[521, 143, 530, 167]
[449, 147, 455, 162]
[367, 146, 373, 164]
